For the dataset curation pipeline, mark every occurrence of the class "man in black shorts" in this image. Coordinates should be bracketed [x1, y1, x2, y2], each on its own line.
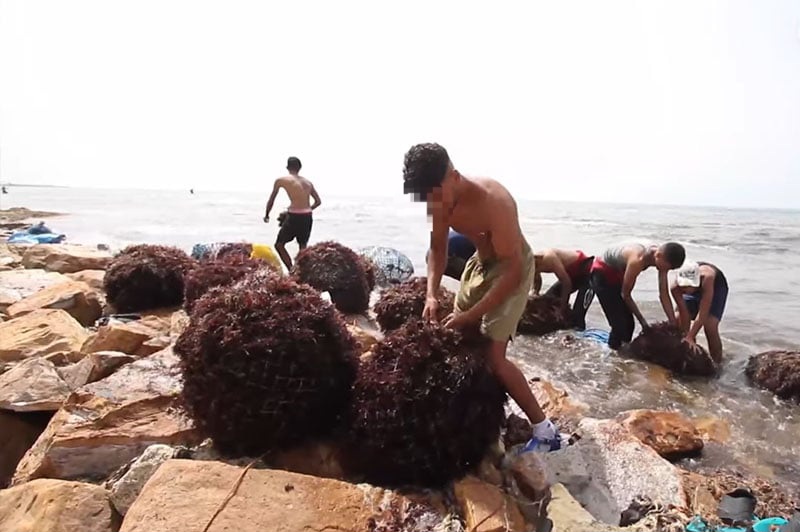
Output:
[264, 157, 321, 270]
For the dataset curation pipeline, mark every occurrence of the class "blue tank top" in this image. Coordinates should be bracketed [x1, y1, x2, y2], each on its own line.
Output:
[448, 231, 476, 260]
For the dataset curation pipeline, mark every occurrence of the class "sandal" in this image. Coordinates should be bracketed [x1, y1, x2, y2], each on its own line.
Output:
[718, 488, 757, 527]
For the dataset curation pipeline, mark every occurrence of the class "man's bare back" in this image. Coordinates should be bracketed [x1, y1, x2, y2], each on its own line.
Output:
[277, 175, 317, 212]
[435, 177, 524, 261]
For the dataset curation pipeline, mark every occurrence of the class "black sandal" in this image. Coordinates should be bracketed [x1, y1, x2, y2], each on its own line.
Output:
[718, 488, 757, 527]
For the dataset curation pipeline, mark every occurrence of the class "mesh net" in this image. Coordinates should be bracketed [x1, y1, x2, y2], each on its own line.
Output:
[358, 246, 415, 287]
[629, 322, 718, 376]
[176, 273, 358, 456]
[349, 320, 506, 487]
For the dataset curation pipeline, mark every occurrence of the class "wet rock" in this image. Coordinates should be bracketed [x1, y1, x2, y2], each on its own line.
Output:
[58, 351, 137, 389]
[107, 444, 180, 516]
[691, 415, 731, 444]
[82, 315, 171, 357]
[629, 322, 719, 377]
[7, 280, 102, 326]
[540, 418, 687, 525]
[616, 409, 704, 459]
[0, 269, 68, 311]
[119, 459, 449, 532]
[0, 478, 120, 532]
[0, 309, 88, 362]
[454, 476, 525, 532]
[0, 411, 50, 488]
[531, 378, 588, 432]
[22, 244, 112, 273]
[66, 269, 106, 292]
[12, 347, 199, 484]
[517, 295, 571, 336]
[745, 350, 800, 401]
[0, 357, 72, 412]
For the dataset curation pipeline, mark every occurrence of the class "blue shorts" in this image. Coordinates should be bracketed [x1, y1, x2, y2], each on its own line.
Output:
[683, 275, 728, 321]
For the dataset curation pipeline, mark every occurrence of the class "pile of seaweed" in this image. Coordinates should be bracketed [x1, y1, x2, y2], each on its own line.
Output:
[104, 244, 197, 313]
[291, 241, 371, 314]
[348, 320, 506, 487]
[629, 322, 719, 377]
[183, 255, 265, 313]
[516, 295, 571, 336]
[175, 273, 358, 457]
[745, 350, 800, 401]
[373, 277, 454, 332]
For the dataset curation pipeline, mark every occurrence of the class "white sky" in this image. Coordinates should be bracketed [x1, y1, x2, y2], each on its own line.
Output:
[1, 1, 799, 208]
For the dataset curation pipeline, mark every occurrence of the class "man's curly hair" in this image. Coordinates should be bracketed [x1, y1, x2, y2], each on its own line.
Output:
[403, 143, 450, 198]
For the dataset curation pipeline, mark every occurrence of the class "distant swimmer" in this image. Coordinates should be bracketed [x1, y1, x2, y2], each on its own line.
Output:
[190, 188, 194, 195]
[668, 261, 728, 363]
[1, 186, 7, 194]
[532, 248, 595, 330]
[590, 241, 686, 349]
[264, 156, 322, 270]
[425, 230, 476, 280]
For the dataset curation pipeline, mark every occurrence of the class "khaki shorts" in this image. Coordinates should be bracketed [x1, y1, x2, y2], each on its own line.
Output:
[454, 239, 535, 342]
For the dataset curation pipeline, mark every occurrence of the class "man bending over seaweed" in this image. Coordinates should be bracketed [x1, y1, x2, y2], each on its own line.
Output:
[403, 142, 561, 453]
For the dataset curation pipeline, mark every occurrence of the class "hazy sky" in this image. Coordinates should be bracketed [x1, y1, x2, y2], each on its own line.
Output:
[1, 1, 799, 208]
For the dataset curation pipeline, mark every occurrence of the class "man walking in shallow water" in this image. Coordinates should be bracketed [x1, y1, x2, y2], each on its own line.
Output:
[264, 156, 322, 270]
[403, 142, 561, 453]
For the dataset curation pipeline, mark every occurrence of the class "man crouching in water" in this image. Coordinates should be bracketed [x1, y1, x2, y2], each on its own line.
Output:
[264, 156, 322, 270]
[403, 142, 560, 453]
[532, 249, 595, 330]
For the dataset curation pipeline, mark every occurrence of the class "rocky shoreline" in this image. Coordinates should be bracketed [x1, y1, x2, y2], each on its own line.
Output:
[0, 240, 798, 532]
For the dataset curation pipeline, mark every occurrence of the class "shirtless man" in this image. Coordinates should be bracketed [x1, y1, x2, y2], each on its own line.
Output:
[668, 261, 728, 362]
[590, 241, 686, 349]
[403, 142, 560, 452]
[264, 156, 321, 270]
[532, 249, 595, 330]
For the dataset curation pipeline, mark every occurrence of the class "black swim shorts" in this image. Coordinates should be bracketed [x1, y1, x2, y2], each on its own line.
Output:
[276, 212, 313, 246]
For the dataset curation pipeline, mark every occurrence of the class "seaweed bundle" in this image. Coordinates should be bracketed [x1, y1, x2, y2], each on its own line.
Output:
[373, 277, 454, 332]
[629, 322, 719, 377]
[745, 350, 800, 401]
[349, 320, 506, 487]
[176, 273, 358, 456]
[516, 295, 572, 336]
[183, 255, 265, 313]
[104, 244, 197, 312]
[291, 241, 371, 314]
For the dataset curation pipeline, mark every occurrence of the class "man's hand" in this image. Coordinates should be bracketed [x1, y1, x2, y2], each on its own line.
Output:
[682, 334, 697, 348]
[422, 296, 440, 321]
[263, 215, 269, 223]
[443, 311, 479, 330]
[639, 318, 650, 331]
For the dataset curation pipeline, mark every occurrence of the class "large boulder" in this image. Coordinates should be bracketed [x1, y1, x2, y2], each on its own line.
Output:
[12, 347, 200, 484]
[82, 314, 172, 357]
[628, 322, 719, 377]
[66, 269, 106, 292]
[58, 351, 137, 389]
[454, 475, 526, 532]
[21, 244, 112, 273]
[6, 280, 102, 326]
[119, 459, 448, 532]
[0, 478, 120, 532]
[0, 357, 72, 412]
[0, 411, 50, 488]
[617, 410, 704, 459]
[745, 350, 800, 401]
[0, 269, 68, 311]
[540, 418, 687, 525]
[0, 309, 89, 363]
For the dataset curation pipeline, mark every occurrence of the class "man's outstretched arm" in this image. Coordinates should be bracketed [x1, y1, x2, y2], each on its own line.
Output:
[264, 179, 281, 221]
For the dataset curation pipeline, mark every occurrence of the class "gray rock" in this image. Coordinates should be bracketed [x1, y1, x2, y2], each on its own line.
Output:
[107, 444, 179, 515]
